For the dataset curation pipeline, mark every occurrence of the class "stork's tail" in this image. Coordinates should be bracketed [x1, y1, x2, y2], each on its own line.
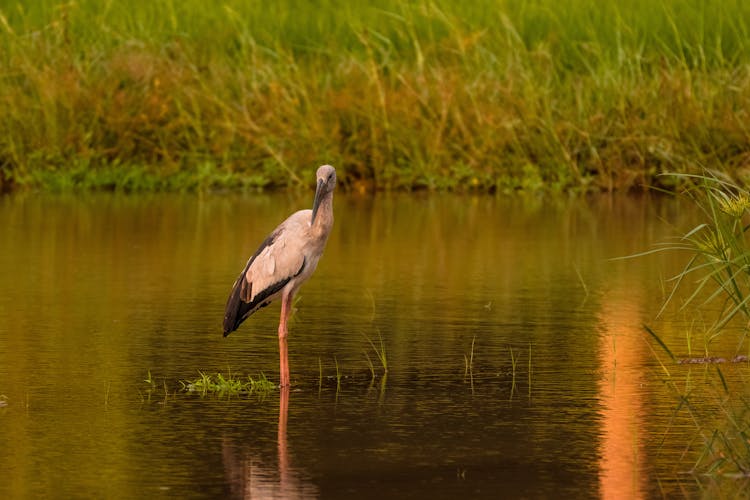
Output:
[223, 272, 250, 337]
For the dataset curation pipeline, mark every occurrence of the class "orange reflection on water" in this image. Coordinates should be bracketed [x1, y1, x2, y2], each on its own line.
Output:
[597, 286, 647, 500]
[222, 388, 318, 499]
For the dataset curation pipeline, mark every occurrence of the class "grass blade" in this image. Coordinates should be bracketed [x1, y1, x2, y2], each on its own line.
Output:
[643, 324, 676, 362]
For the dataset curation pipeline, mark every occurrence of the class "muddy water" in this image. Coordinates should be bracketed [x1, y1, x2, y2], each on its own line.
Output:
[0, 192, 744, 498]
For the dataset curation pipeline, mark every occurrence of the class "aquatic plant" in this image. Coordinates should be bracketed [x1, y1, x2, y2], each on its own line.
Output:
[642, 172, 750, 355]
[646, 337, 750, 482]
[143, 370, 155, 387]
[637, 172, 750, 481]
[463, 336, 476, 388]
[180, 371, 276, 397]
[334, 357, 342, 392]
[1, 1, 750, 193]
[695, 393, 750, 480]
[364, 352, 375, 380]
[363, 329, 388, 376]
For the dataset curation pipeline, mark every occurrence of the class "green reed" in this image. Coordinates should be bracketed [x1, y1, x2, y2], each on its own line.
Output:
[646, 331, 750, 481]
[2, 1, 750, 193]
[641, 173, 750, 355]
[334, 356, 342, 392]
[363, 329, 388, 377]
[637, 172, 750, 481]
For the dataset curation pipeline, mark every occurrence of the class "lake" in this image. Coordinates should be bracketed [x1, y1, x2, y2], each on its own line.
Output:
[0, 191, 747, 498]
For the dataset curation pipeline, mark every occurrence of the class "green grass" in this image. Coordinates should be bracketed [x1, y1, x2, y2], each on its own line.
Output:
[646, 331, 750, 481]
[2, 1, 750, 193]
[334, 356, 342, 392]
[363, 329, 388, 377]
[637, 172, 750, 480]
[180, 371, 276, 397]
[640, 172, 750, 356]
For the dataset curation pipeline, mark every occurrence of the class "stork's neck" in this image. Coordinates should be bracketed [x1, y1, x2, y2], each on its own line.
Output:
[311, 194, 334, 237]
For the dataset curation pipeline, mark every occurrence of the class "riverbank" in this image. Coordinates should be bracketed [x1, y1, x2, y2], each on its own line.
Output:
[1, 0, 749, 193]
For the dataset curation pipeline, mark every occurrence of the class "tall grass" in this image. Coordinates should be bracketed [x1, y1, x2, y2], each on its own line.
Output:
[639, 172, 750, 481]
[1, 1, 750, 192]
[642, 172, 750, 356]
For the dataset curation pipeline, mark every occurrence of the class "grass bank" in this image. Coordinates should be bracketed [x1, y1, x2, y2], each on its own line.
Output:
[1, 1, 750, 193]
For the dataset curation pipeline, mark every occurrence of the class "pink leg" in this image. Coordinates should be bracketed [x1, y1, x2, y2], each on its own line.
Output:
[278, 385, 289, 481]
[278, 291, 294, 387]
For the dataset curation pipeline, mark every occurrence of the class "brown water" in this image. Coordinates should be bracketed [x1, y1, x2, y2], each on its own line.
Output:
[0, 192, 746, 498]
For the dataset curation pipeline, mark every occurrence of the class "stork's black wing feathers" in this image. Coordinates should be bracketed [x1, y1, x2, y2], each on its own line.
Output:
[222, 230, 307, 337]
[223, 233, 277, 336]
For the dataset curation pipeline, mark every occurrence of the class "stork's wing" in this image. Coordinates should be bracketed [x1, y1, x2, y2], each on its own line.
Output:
[222, 218, 308, 336]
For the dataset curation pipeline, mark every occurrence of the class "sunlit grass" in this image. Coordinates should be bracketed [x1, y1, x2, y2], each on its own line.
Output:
[641, 172, 750, 355]
[636, 172, 750, 480]
[2, 1, 750, 193]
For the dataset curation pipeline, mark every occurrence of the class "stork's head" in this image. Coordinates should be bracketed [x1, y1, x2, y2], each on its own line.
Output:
[311, 165, 336, 224]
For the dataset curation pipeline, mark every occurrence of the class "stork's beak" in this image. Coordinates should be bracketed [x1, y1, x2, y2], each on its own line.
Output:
[311, 178, 325, 225]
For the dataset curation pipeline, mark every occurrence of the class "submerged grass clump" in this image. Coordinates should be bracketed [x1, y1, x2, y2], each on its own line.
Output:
[2, 1, 750, 193]
[180, 371, 276, 397]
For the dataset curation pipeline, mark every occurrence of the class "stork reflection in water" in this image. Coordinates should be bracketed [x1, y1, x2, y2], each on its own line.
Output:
[223, 165, 336, 387]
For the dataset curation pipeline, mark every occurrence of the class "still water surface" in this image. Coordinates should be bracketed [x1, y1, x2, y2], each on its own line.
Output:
[0, 192, 744, 498]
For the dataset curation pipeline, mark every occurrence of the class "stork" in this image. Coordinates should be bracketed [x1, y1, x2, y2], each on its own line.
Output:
[223, 165, 336, 387]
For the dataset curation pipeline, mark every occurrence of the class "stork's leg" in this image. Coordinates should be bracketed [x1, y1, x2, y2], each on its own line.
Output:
[278, 386, 290, 485]
[278, 291, 294, 387]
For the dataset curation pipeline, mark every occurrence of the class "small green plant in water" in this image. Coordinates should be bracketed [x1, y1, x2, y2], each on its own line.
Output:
[181, 371, 276, 396]
[334, 357, 342, 392]
[464, 336, 476, 390]
[363, 330, 388, 376]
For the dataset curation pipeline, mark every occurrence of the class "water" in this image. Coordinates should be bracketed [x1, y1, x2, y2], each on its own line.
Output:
[0, 192, 746, 498]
